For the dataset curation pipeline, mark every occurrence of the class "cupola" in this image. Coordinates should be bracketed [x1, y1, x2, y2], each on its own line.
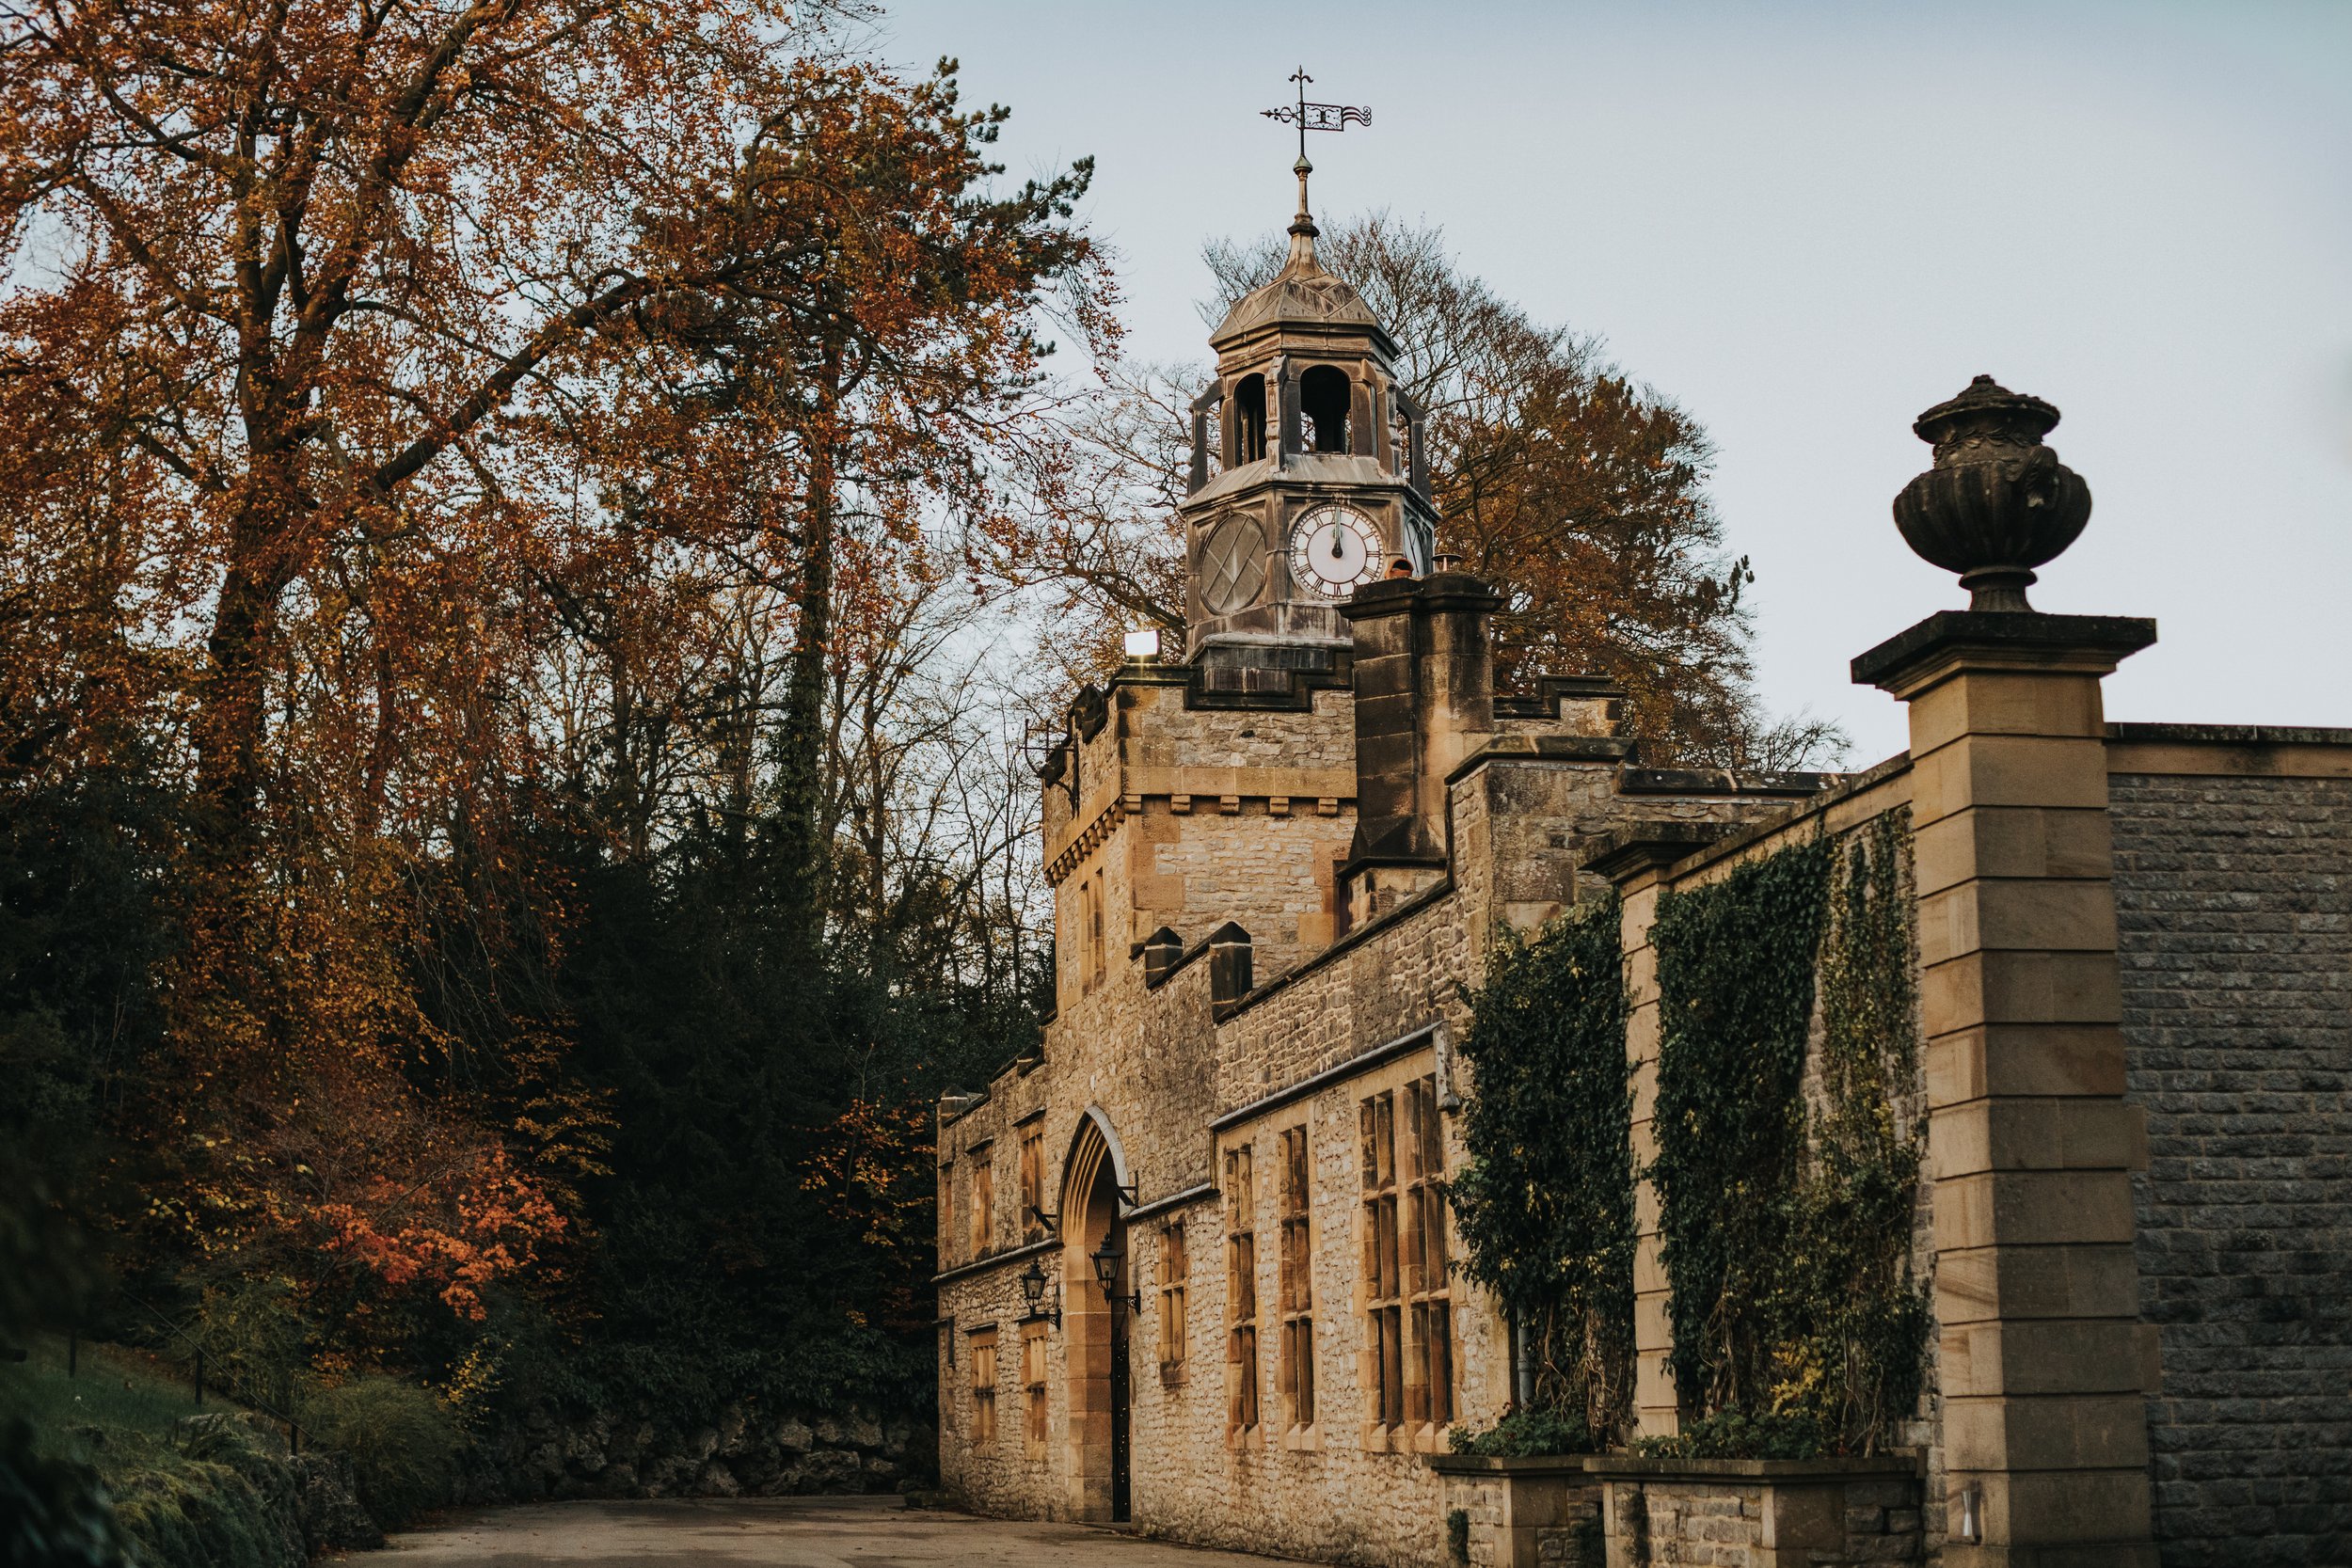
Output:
[1179, 147, 1438, 671]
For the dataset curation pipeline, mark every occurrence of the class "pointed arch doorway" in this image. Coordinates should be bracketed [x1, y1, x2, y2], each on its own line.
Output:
[1061, 1111, 1133, 1523]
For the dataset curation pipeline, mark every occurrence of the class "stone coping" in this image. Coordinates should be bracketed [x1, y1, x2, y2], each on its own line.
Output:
[1581, 1453, 1923, 1481]
[1423, 1450, 1924, 1482]
[1849, 609, 2157, 689]
[2107, 721, 2352, 747]
[1422, 1453, 1599, 1478]
[929, 1236, 1057, 1288]
[1213, 872, 1455, 1020]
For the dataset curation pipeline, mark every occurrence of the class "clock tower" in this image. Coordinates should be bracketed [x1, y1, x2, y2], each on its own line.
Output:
[1180, 164, 1438, 671]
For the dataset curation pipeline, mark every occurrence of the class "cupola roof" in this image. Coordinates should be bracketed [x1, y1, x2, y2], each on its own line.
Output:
[1207, 157, 1388, 352]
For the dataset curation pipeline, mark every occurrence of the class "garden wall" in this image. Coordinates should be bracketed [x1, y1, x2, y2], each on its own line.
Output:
[2107, 736, 2352, 1566]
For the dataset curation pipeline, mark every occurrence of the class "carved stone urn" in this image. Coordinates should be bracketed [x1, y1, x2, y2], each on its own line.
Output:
[1892, 374, 2091, 611]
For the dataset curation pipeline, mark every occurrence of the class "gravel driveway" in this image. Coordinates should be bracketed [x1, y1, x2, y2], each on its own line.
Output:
[371, 1497, 1313, 1567]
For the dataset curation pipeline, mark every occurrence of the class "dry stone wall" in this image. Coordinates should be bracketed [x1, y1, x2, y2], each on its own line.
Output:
[477, 1402, 923, 1502]
[2110, 768, 2352, 1567]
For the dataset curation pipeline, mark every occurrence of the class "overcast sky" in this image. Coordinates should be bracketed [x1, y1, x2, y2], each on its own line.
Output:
[878, 1, 2352, 765]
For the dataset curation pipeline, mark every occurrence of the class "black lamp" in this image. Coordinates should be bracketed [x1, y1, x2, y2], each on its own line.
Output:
[1019, 1258, 1059, 1328]
[1090, 1236, 1140, 1312]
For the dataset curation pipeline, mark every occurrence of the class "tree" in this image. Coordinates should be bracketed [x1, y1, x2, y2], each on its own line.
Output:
[570, 65, 1100, 939]
[0, 0, 1095, 1369]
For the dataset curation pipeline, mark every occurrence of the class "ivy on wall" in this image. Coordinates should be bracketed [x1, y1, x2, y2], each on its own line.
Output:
[1780, 811, 1929, 1453]
[1650, 836, 1834, 1423]
[1452, 893, 1632, 1446]
[1649, 816, 1928, 1456]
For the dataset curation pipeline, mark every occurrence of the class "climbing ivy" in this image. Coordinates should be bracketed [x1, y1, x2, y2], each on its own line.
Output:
[1650, 835, 1833, 1421]
[1649, 816, 1929, 1456]
[1452, 894, 1633, 1445]
[1775, 812, 1930, 1453]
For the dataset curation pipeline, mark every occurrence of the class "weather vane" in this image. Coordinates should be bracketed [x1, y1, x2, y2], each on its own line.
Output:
[1262, 68, 1369, 223]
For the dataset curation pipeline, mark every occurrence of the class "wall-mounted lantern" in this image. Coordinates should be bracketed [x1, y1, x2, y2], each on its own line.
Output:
[1019, 1259, 1061, 1329]
[1090, 1236, 1141, 1312]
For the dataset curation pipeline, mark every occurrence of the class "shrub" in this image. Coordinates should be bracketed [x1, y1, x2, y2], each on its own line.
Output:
[110, 1447, 303, 1568]
[1629, 1407, 1824, 1462]
[1448, 1405, 1599, 1458]
[305, 1377, 464, 1530]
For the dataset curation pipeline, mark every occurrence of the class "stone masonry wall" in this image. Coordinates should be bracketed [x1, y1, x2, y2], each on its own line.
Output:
[1432, 1465, 1604, 1568]
[480, 1402, 923, 1502]
[1133, 1038, 1487, 1568]
[1120, 680, 1359, 978]
[1597, 1471, 1922, 1567]
[2109, 770, 2352, 1567]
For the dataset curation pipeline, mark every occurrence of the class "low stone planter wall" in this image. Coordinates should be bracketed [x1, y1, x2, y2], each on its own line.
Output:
[1425, 1454, 1604, 1568]
[1584, 1455, 1923, 1568]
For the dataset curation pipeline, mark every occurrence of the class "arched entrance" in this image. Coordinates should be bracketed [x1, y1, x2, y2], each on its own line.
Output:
[1060, 1112, 1133, 1523]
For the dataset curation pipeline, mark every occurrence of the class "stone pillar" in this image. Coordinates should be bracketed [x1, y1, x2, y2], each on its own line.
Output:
[1342, 578, 1426, 863]
[1586, 823, 1730, 1442]
[1854, 610, 2158, 1568]
[1337, 574, 1501, 923]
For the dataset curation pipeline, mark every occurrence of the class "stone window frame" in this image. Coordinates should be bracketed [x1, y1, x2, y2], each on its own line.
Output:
[1089, 867, 1107, 991]
[940, 1156, 956, 1263]
[1158, 1219, 1188, 1386]
[1352, 1050, 1454, 1455]
[1359, 1087, 1405, 1445]
[1224, 1140, 1263, 1446]
[1018, 1123, 1045, 1244]
[969, 1325, 998, 1448]
[1276, 1122, 1317, 1438]
[967, 1142, 994, 1261]
[1402, 1073, 1454, 1444]
[1021, 1320, 1049, 1462]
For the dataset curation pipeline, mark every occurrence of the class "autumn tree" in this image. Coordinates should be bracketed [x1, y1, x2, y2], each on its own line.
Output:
[0, 0, 1094, 1372]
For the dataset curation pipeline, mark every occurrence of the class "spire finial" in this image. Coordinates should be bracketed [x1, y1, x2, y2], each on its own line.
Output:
[1261, 68, 1368, 273]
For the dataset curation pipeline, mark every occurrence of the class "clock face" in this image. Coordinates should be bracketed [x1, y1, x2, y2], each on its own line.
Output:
[1288, 505, 1385, 598]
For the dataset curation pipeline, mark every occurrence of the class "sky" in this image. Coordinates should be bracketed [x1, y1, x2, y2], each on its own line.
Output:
[876, 1, 2352, 766]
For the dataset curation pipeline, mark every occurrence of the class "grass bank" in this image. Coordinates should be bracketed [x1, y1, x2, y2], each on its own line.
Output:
[2, 1335, 357, 1567]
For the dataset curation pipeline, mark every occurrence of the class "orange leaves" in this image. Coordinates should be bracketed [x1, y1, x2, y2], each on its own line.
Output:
[312, 1142, 565, 1320]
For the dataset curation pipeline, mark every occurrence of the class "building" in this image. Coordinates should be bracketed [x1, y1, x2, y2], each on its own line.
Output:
[929, 178, 1823, 1559]
[934, 188, 2352, 1568]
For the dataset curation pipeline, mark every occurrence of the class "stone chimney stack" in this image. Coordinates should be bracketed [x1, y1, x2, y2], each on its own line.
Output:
[1207, 922, 1254, 1007]
[1337, 573, 1501, 925]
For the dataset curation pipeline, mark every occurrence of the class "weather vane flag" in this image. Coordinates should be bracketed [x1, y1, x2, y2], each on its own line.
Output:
[1262, 68, 1369, 228]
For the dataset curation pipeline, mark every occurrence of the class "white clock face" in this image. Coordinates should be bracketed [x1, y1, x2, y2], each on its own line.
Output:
[1288, 505, 1385, 598]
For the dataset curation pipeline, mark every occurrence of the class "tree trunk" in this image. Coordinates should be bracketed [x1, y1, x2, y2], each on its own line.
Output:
[772, 352, 841, 953]
[192, 498, 296, 863]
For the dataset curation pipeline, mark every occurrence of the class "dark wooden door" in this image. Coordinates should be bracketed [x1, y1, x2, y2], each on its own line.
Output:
[1110, 1254, 1132, 1521]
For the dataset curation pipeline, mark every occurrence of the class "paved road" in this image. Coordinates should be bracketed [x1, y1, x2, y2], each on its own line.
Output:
[374, 1497, 1311, 1567]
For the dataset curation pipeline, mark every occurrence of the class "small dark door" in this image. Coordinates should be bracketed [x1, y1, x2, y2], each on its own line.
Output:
[1109, 1239, 1132, 1522]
